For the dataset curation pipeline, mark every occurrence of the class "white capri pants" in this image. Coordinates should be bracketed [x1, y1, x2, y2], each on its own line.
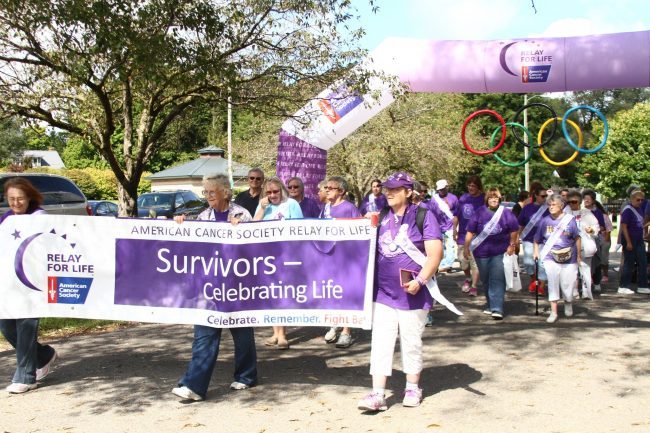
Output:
[543, 260, 578, 302]
[369, 302, 428, 377]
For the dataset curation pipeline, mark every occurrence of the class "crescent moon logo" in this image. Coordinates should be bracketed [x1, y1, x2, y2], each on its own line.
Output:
[14, 232, 44, 291]
[499, 42, 518, 77]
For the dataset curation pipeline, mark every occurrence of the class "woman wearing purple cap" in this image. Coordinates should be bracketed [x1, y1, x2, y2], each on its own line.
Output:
[533, 194, 581, 323]
[357, 172, 442, 412]
[464, 188, 519, 319]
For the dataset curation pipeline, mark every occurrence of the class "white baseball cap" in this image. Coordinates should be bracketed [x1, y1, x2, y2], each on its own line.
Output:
[435, 179, 449, 190]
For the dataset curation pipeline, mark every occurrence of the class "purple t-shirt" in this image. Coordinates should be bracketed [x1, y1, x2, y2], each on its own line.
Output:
[298, 196, 321, 218]
[359, 193, 388, 215]
[424, 199, 453, 231]
[375, 204, 442, 311]
[589, 206, 606, 228]
[518, 203, 550, 242]
[454, 193, 485, 245]
[466, 206, 519, 258]
[0, 207, 45, 224]
[620, 205, 645, 242]
[326, 200, 361, 219]
[534, 214, 580, 263]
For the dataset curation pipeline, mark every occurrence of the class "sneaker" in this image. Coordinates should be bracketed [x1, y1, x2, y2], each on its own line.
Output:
[230, 381, 251, 390]
[593, 284, 601, 292]
[546, 312, 558, 323]
[491, 311, 503, 320]
[425, 312, 434, 327]
[461, 279, 471, 293]
[36, 350, 58, 382]
[601, 276, 609, 283]
[528, 281, 537, 293]
[468, 287, 478, 297]
[638, 288, 650, 294]
[564, 302, 573, 317]
[357, 392, 387, 411]
[402, 387, 423, 407]
[6, 383, 37, 394]
[482, 309, 492, 315]
[335, 333, 353, 348]
[171, 386, 203, 401]
[324, 327, 339, 343]
[617, 287, 635, 295]
[537, 286, 546, 296]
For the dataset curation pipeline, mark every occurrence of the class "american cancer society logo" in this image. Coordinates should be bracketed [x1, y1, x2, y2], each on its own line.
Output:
[499, 41, 553, 83]
[318, 83, 363, 124]
[11, 226, 94, 304]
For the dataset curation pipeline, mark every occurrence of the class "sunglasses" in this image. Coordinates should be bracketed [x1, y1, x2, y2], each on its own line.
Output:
[569, 200, 580, 204]
[287, 185, 300, 190]
[266, 190, 281, 195]
[539, 195, 548, 198]
[249, 176, 262, 181]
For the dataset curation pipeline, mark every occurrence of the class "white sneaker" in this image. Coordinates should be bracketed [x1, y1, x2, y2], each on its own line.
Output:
[593, 284, 601, 292]
[36, 350, 58, 381]
[230, 381, 251, 390]
[546, 312, 558, 323]
[171, 386, 203, 401]
[6, 383, 37, 394]
[564, 303, 573, 317]
[324, 327, 339, 343]
[461, 279, 471, 293]
[637, 288, 650, 294]
[617, 287, 635, 295]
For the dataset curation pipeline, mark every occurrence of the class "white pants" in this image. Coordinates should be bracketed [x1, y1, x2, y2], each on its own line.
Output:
[543, 260, 578, 302]
[369, 302, 428, 377]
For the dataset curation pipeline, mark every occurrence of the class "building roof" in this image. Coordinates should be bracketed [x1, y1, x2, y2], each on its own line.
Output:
[148, 152, 251, 180]
[23, 150, 65, 169]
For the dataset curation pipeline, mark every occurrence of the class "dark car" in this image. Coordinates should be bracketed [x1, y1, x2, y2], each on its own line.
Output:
[0, 173, 90, 215]
[137, 190, 205, 219]
[88, 200, 119, 216]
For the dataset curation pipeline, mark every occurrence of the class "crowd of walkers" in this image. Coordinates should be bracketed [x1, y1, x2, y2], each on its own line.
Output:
[2, 170, 648, 414]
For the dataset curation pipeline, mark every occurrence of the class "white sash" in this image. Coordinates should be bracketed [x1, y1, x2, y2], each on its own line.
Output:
[539, 214, 574, 261]
[393, 225, 463, 316]
[621, 205, 643, 224]
[433, 194, 454, 220]
[521, 204, 548, 239]
[469, 206, 504, 253]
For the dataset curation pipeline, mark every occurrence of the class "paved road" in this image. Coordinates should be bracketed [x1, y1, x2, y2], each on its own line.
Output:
[2, 252, 650, 433]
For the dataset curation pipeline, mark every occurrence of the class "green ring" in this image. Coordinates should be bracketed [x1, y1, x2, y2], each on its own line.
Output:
[491, 122, 533, 167]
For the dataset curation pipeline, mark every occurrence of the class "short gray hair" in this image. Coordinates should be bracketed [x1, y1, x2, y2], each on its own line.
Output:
[202, 173, 233, 200]
[546, 193, 564, 207]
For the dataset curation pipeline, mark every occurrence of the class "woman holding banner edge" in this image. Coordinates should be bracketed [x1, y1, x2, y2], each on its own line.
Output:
[171, 174, 257, 402]
[464, 188, 519, 320]
[357, 172, 443, 412]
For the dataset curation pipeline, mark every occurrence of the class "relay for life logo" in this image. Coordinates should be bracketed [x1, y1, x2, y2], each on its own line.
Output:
[11, 226, 94, 304]
[499, 41, 553, 83]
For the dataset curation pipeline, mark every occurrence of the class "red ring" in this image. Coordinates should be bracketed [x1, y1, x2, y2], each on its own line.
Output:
[461, 109, 507, 155]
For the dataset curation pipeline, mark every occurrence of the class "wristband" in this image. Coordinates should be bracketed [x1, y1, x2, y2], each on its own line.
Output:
[415, 275, 428, 287]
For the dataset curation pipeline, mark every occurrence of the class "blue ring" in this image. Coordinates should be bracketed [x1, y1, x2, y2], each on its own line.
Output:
[561, 105, 608, 154]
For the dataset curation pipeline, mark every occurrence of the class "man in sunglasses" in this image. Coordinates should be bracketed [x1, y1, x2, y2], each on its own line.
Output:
[235, 168, 265, 217]
[286, 176, 321, 218]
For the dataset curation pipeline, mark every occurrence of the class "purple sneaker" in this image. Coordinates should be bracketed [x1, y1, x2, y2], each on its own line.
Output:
[402, 387, 423, 407]
[357, 392, 387, 411]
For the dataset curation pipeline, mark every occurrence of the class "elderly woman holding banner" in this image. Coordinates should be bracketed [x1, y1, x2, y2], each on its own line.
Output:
[357, 172, 452, 412]
[464, 188, 519, 320]
[171, 174, 257, 402]
[534, 194, 581, 324]
[0, 177, 58, 394]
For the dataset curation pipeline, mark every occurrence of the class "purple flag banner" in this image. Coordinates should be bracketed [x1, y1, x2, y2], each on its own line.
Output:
[277, 129, 328, 198]
[0, 215, 376, 329]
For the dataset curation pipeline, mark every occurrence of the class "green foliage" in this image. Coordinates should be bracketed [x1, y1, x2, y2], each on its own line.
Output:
[0, 117, 26, 165]
[576, 102, 650, 198]
[62, 136, 109, 169]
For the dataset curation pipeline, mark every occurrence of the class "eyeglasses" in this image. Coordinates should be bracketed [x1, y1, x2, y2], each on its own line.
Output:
[569, 200, 580, 204]
[325, 186, 340, 191]
[266, 190, 281, 195]
[202, 190, 219, 198]
[249, 176, 262, 181]
[287, 185, 300, 190]
[8, 196, 27, 203]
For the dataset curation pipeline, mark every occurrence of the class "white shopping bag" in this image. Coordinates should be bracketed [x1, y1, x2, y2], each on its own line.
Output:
[504, 254, 522, 292]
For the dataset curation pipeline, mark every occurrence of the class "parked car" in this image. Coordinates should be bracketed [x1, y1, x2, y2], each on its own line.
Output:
[0, 173, 91, 216]
[88, 200, 119, 217]
[137, 190, 205, 219]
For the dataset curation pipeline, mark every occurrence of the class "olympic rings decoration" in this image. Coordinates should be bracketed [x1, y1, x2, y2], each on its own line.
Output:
[461, 104, 608, 167]
[538, 117, 583, 166]
[491, 122, 533, 167]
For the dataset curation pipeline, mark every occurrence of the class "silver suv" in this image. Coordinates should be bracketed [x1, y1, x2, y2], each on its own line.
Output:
[0, 173, 90, 215]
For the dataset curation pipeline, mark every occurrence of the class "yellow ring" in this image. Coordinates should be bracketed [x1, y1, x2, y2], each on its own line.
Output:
[538, 117, 583, 166]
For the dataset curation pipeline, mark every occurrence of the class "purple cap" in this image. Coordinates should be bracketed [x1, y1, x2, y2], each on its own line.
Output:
[383, 172, 414, 189]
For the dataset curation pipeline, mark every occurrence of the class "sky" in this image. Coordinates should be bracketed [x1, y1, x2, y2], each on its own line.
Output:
[352, 0, 649, 51]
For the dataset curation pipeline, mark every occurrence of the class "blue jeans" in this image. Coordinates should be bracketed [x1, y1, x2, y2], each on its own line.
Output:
[0, 318, 55, 384]
[620, 238, 648, 289]
[179, 325, 257, 398]
[440, 229, 456, 270]
[475, 254, 506, 314]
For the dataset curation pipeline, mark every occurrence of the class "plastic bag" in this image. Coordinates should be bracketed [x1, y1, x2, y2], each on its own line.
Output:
[504, 254, 522, 292]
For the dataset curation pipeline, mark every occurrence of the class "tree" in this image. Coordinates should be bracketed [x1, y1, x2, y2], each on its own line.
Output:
[576, 102, 650, 198]
[0, 0, 371, 215]
[0, 117, 26, 166]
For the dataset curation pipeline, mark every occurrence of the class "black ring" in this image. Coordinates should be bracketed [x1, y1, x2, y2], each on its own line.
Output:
[511, 102, 558, 149]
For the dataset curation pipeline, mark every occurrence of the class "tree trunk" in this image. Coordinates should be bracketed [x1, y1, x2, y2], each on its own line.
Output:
[117, 179, 139, 217]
